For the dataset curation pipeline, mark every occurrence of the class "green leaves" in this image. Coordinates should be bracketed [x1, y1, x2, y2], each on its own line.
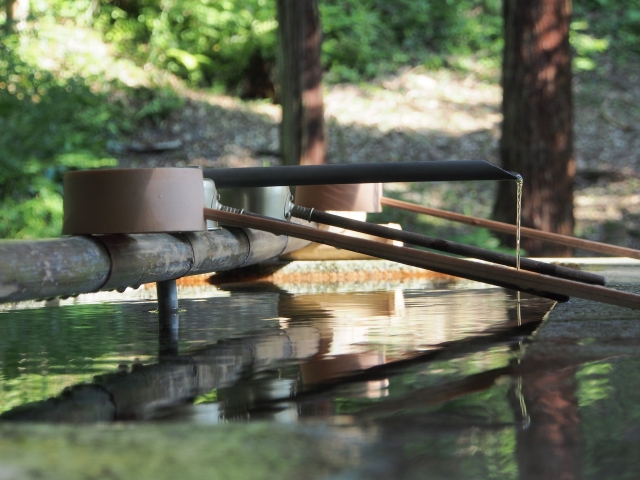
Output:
[571, 20, 610, 71]
[90, 0, 278, 89]
[320, 0, 503, 82]
[0, 31, 139, 239]
[573, 0, 640, 64]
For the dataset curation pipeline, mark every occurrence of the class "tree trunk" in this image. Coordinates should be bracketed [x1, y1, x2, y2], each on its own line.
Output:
[493, 0, 575, 257]
[276, 0, 326, 166]
[4, 0, 16, 33]
[4, 0, 29, 33]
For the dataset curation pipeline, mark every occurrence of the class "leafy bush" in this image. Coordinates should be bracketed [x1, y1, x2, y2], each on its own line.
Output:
[26, 0, 639, 87]
[0, 27, 184, 239]
[320, 0, 503, 81]
[0, 34, 119, 238]
[91, 0, 278, 90]
[31, 0, 504, 87]
[573, 0, 640, 62]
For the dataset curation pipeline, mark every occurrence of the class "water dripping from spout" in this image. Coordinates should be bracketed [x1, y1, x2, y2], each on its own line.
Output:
[515, 175, 523, 272]
[514, 175, 528, 427]
[515, 175, 523, 326]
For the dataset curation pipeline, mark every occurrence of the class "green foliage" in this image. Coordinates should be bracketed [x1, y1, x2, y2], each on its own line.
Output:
[29, 0, 506, 87]
[578, 357, 640, 479]
[577, 361, 613, 407]
[0, 26, 182, 239]
[574, 0, 640, 61]
[320, 0, 503, 82]
[572, 21, 609, 71]
[0, 34, 113, 238]
[194, 388, 218, 404]
[91, 0, 278, 89]
[17, 0, 640, 88]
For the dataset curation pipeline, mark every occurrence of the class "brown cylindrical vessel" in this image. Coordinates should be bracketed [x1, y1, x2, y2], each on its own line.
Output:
[63, 168, 206, 234]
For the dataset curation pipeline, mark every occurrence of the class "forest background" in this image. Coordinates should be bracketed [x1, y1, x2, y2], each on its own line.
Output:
[1, 0, 639, 252]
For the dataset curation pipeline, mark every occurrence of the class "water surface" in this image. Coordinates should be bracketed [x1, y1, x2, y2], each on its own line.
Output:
[1, 274, 638, 479]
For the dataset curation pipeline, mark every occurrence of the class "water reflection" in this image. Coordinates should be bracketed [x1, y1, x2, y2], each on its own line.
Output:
[0, 284, 549, 421]
[2, 279, 600, 478]
[514, 364, 582, 480]
[2, 269, 639, 478]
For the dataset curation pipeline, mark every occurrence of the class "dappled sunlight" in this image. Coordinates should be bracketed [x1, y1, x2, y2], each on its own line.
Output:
[17, 22, 169, 90]
[324, 69, 501, 135]
[186, 89, 281, 121]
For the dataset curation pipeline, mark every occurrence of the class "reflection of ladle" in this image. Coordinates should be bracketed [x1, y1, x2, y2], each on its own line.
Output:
[280, 289, 513, 359]
[256, 318, 545, 410]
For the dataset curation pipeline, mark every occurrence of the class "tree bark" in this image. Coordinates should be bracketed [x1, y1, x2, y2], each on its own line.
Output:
[276, 0, 326, 166]
[494, 0, 575, 257]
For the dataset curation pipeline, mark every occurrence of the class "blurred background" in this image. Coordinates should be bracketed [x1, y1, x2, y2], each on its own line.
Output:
[1, 0, 638, 254]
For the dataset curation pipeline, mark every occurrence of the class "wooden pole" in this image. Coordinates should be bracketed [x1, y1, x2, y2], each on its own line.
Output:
[381, 197, 640, 260]
[276, 0, 303, 166]
[300, 0, 325, 165]
[204, 208, 640, 310]
[290, 205, 605, 286]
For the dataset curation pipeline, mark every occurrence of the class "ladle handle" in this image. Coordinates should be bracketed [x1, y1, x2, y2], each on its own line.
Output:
[204, 207, 640, 310]
[381, 197, 640, 260]
[290, 205, 606, 286]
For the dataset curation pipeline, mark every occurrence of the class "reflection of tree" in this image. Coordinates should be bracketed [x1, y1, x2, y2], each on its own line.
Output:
[578, 358, 640, 478]
[513, 366, 583, 480]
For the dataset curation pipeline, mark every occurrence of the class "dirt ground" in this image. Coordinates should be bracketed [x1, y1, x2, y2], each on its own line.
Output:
[116, 62, 640, 252]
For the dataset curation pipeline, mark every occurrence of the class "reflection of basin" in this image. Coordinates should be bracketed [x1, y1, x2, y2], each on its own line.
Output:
[300, 352, 385, 385]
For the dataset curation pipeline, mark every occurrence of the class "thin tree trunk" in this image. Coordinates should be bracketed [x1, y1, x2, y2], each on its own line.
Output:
[4, 0, 28, 32]
[4, 0, 16, 33]
[494, 0, 575, 257]
[301, 0, 325, 165]
[276, 0, 326, 166]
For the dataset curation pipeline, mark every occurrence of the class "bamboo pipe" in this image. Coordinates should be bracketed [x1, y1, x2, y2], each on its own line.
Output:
[381, 197, 640, 260]
[0, 229, 290, 303]
[203, 208, 640, 310]
[290, 205, 606, 286]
